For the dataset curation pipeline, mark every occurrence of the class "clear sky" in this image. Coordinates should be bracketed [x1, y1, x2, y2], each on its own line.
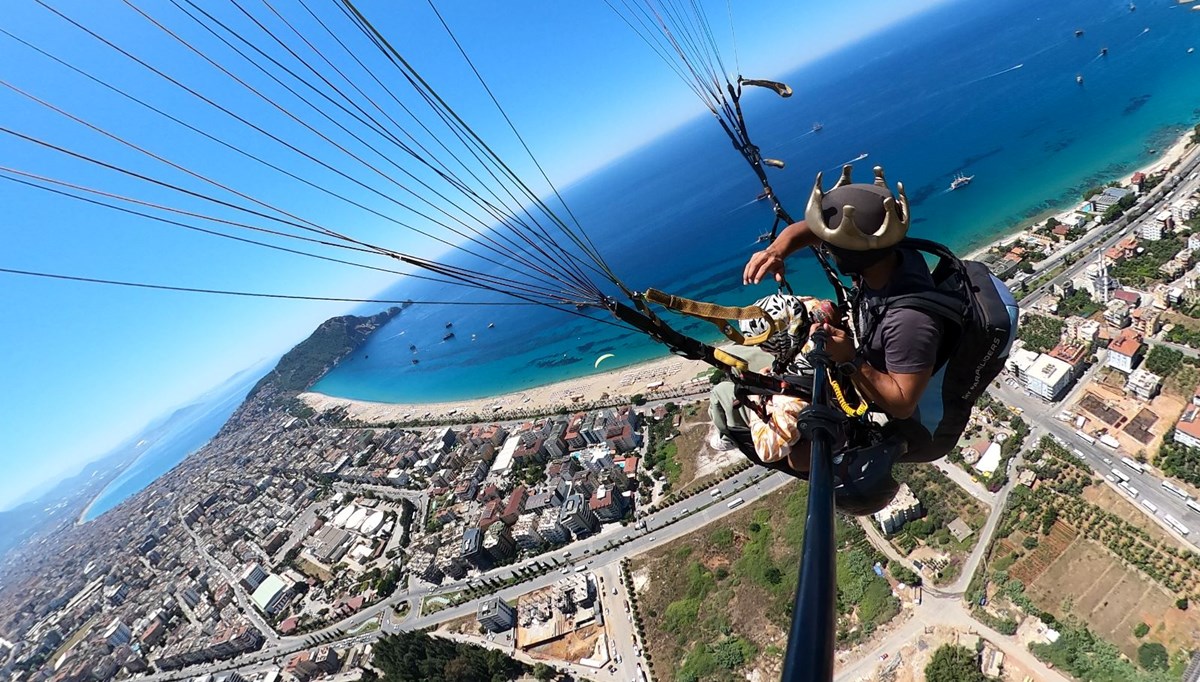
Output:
[0, 0, 947, 510]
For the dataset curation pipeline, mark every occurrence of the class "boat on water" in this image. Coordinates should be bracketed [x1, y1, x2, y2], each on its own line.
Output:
[443, 332, 455, 341]
[1129, 2, 1136, 10]
[1189, 48, 1196, 54]
[811, 122, 823, 133]
[412, 359, 419, 365]
[756, 233, 772, 244]
[755, 189, 772, 201]
[471, 334, 477, 341]
[1076, 73, 1084, 85]
[445, 322, 453, 329]
[949, 172, 974, 191]
[488, 322, 495, 328]
[1100, 47, 1108, 57]
[1075, 29, 1084, 37]
[409, 344, 417, 352]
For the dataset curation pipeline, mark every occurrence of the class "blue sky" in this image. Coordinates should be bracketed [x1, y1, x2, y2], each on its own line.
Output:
[0, 0, 947, 510]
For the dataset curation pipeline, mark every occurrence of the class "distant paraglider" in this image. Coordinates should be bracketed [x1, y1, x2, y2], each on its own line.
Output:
[594, 353, 616, 369]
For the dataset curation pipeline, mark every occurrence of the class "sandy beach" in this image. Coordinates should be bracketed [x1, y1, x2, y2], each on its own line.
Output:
[300, 352, 723, 425]
[304, 128, 1199, 425]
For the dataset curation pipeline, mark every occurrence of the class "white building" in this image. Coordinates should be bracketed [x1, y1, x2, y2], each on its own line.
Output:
[974, 442, 1003, 477]
[512, 513, 545, 551]
[250, 574, 292, 615]
[1174, 405, 1200, 449]
[1173, 199, 1197, 226]
[1141, 220, 1164, 242]
[1107, 333, 1143, 374]
[1125, 369, 1163, 401]
[1006, 348, 1040, 382]
[536, 513, 570, 545]
[103, 619, 131, 649]
[1024, 355, 1074, 401]
[873, 483, 923, 535]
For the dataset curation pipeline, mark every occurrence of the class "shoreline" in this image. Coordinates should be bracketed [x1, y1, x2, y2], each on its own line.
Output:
[300, 352, 721, 425]
[305, 128, 1199, 425]
[964, 129, 1196, 261]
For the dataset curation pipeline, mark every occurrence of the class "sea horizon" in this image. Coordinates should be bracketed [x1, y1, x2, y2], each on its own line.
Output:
[312, 0, 1200, 406]
[75, 0, 1200, 520]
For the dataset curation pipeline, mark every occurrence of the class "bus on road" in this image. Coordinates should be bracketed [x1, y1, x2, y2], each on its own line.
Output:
[1161, 481, 1192, 501]
[1076, 431, 1096, 445]
[1187, 499, 1200, 515]
[727, 498, 745, 509]
[1165, 514, 1191, 536]
[1121, 457, 1145, 474]
[1141, 500, 1159, 514]
[1112, 468, 1131, 483]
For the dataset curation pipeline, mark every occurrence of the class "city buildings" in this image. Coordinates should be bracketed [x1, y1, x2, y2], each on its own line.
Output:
[477, 596, 516, 632]
[873, 484, 924, 535]
[1106, 331, 1144, 374]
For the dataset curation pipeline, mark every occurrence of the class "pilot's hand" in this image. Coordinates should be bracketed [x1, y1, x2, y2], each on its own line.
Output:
[813, 322, 855, 364]
[744, 247, 785, 285]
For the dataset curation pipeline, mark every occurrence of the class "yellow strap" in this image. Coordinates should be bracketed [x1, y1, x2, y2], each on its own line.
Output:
[643, 288, 785, 346]
[828, 375, 870, 417]
[713, 348, 749, 371]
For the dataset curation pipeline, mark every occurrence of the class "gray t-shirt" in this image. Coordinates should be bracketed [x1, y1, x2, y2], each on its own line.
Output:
[855, 249, 943, 374]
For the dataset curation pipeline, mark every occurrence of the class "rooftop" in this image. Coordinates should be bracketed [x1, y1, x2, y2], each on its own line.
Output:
[1108, 332, 1143, 358]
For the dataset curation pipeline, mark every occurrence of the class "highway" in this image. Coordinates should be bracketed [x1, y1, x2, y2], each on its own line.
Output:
[992, 382, 1200, 549]
[143, 466, 792, 680]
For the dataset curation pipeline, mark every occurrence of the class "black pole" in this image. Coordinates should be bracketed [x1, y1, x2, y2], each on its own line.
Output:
[782, 331, 840, 682]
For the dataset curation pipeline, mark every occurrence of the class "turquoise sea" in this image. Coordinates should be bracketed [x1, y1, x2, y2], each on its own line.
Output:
[313, 0, 1200, 405]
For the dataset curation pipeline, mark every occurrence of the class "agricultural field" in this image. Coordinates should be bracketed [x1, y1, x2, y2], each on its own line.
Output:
[970, 436, 1200, 679]
[629, 481, 901, 682]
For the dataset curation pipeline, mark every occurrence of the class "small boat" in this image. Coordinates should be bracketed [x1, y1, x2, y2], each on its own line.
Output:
[488, 322, 495, 328]
[949, 172, 974, 191]
[445, 322, 453, 329]
[443, 332, 455, 341]
[1189, 48, 1196, 54]
[1075, 29, 1085, 37]
[471, 334, 477, 341]
[811, 122, 823, 133]
[756, 233, 772, 244]
[1129, 2, 1136, 10]
[1076, 73, 1084, 85]
[409, 344, 417, 352]
[412, 359, 420, 365]
[574, 303, 586, 311]
[755, 189, 771, 201]
[1099, 47, 1108, 57]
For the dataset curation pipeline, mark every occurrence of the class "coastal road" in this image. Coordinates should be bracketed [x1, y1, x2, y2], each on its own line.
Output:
[1015, 147, 1200, 306]
[992, 382, 1200, 548]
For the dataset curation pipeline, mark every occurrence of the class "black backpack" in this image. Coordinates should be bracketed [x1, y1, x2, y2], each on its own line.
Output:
[854, 238, 1020, 463]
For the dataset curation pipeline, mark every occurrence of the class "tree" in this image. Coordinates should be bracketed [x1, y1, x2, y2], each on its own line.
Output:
[1133, 622, 1150, 638]
[532, 662, 557, 681]
[1176, 597, 1189, 610]
[1137, 642, 1168, 670]
[924, 644, 990, 682]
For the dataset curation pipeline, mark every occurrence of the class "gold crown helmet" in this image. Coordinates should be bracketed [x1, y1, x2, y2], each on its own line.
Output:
[804, 165, 910, 251]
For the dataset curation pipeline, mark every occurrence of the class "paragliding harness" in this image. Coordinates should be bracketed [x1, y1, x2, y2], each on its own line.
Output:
[605, 235, 1015, 682]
